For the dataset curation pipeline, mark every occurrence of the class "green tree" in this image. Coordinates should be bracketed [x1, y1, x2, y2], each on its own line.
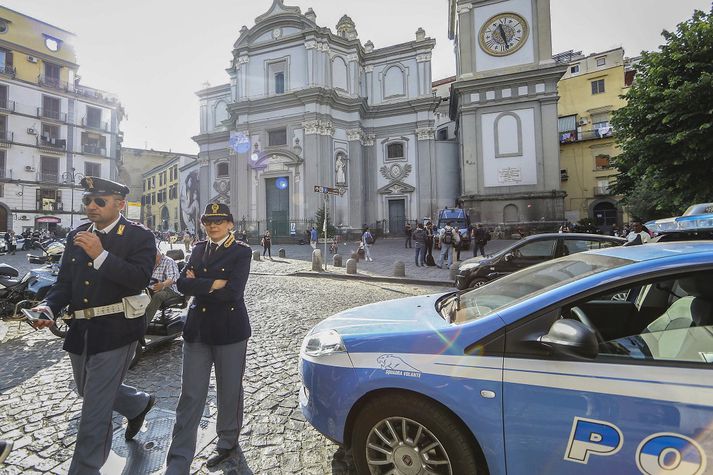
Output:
[314, 205, 336, 238]
[611, 7, 713, 218]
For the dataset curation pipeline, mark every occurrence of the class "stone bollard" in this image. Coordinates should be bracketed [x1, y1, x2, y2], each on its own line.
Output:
[252, 250, 261, 261]
[278, 248, 286, 258]
[393, 261, 405, 277]
[312, 249, 323, 271]
[449, 262, 460, 281]
[346, 258, 357, 274]
[333, 254, 343, 267]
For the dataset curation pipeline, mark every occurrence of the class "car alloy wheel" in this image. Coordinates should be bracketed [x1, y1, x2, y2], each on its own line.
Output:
[365, 416, 451, 474]
[470, 278, 488, 289]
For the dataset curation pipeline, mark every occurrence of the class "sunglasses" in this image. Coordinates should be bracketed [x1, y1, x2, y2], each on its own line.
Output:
[82, 196, 109, 207]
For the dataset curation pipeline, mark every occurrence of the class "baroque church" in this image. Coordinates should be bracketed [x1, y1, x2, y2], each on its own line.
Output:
[193, 0, 459, 236]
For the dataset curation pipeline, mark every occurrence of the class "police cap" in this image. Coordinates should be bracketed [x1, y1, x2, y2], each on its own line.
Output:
[201, 202, 234, 223]
[80, 176, 130, 197]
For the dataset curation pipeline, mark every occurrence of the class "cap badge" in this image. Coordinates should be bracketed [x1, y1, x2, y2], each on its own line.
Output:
[211, 203, 220, 214]
[85, 177, 94, 190]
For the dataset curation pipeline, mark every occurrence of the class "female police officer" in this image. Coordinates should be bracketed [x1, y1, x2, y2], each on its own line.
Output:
[165, 203, 252, 473]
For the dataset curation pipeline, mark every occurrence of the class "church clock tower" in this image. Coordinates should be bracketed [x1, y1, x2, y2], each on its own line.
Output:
[449, 0, 566, 225]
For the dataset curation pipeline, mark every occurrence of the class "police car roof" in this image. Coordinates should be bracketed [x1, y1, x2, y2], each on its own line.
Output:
[591, 241, 713, 262]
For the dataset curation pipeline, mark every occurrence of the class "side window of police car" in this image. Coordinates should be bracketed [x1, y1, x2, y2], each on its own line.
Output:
[565, 271, 713, 365]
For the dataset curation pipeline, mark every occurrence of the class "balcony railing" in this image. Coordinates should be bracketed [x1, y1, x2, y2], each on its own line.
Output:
[37, 172, 60, 183]
[74, 84, 120, 105]
[82, 144, 106, 156]
[81, 117, 109, 131]
[594, 186, 612, 196]
[0, 65, 16, 78]
[0, 168, 10, 179]
[38, 75, 70, 91]
[37, 136, 67, 151]
[37, 107, 67, 122]
[38, 201, 63, 212]
[0, 99, 15, 112]
[0, 131, 13, 145]
[560, 127, 615, 144]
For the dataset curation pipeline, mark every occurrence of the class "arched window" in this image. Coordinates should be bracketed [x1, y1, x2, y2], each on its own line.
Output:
[332, 57, 348, 91]
[593, 202, 617, 226]
[216, 162, 229, 177]
[494, 112, 522, 157]
[383, 65, 405, 98]
[503, 204, 519, 223]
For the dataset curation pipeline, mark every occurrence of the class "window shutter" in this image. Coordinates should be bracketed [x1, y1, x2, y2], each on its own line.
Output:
[558, 115, 577, 133]
[36, 189, 41, 209]
[6, 51, 12, 67]
[56, 189, 62, 202]
[100, 135, 106, 148]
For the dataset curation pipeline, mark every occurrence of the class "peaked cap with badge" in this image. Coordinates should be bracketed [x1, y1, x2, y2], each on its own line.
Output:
[201, 202, 234, 223]
[80, 176, 130, 197]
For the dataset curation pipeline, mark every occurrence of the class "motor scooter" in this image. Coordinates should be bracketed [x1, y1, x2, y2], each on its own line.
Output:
[129, 248, 188, 368]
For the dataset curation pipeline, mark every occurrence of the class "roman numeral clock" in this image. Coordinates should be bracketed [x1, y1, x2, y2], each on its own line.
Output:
[479, 12, 529, 56]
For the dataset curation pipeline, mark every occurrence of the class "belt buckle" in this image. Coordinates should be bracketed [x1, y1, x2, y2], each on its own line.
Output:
[85, 308, 95, 319]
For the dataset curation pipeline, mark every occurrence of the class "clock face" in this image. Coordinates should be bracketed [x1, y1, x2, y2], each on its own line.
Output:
[479, 12, 529, 57]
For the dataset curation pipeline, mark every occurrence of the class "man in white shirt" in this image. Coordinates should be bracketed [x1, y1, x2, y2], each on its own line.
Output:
[626, 221, 651, 244]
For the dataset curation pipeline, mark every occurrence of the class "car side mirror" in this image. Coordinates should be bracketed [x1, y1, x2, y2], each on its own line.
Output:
[539, 319, 598, 359]
[505, 253, 514, 262]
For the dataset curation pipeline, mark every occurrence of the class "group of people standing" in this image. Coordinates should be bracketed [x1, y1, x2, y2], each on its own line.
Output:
[407, 221, 491, 269]
[30, 176, 252, 475]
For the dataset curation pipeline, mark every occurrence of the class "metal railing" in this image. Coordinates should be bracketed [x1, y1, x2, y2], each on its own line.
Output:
[82, 144, 106, 156]
[0, 99, 15, 112]
[38, 75, 70, 91]
[560, 128, 616, 143]
[81, 116, 109, 131]
[37, 136, 67, 150]
[0, 65, 16, 78]
[37, 107, 67, 122]
[0, 168, 9, 179]
[37, 172, 60, 183]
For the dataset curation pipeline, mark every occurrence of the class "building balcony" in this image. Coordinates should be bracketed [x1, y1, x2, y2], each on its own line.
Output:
[81, 117, 109, 131]
[0, 99, 15, 112]
[0, 65, 16, 79]
[593, 186, 612, 196]
[38, 201, 63, 212]
[73, 84, 120, 106]
[37, 136, 67, 152]
[37, 172, 60, 183]
[0, 131, 13, 147]
[38, 75, 70, 91]
[82, 144, 107, 156]
[37, 107, 67, 122]
[560, 127, 615, 144]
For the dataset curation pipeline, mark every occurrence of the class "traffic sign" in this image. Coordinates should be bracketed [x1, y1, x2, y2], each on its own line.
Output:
[313, 185, 341, 196]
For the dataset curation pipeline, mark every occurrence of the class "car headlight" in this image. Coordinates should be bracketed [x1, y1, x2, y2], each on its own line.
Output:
[302, 330, 346, 357]
[459, 262, 480, 272]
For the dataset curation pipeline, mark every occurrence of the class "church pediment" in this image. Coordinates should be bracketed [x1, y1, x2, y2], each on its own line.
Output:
[378, 181, 415, 195]
[250, 150, 304, 170]
[255, 0, 302, 23]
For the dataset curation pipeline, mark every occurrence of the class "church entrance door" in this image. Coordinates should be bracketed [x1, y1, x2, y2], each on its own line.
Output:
[266, 177, 289, 237]
[388, 199, 405, 235]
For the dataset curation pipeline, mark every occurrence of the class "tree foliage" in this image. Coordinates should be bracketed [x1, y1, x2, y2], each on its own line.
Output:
[314, 205, 336, 238]
[611, 7, 713, 218]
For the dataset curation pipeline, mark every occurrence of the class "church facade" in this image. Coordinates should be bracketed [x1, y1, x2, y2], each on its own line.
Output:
[193, 0, 459, 237]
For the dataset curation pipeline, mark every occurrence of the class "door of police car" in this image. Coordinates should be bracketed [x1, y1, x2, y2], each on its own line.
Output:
[501, 269, 713, 474]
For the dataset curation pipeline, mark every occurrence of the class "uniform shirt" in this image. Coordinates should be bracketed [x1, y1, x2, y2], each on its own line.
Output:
[88, 215, 122, 269]
[152, 255, 180, 293]
[627, 230, 650, 244]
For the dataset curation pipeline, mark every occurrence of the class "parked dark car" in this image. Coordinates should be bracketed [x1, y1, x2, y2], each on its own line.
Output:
[454, 232, 626, 289]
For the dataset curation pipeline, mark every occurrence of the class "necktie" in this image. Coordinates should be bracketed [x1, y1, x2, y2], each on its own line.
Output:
[208, 243, 218, 257]
[95, 230, 107, 246]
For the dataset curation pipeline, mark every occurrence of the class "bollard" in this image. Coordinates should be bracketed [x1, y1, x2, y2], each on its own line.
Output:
[449, 262, 460, 281]
[393, 261, 405, 277]
[252, 250, 261, 261]
[312, 249, 323, 271]
[346, 258, 357, 274]
[278, 248, 286, 258]
[333, 254, 342, 267]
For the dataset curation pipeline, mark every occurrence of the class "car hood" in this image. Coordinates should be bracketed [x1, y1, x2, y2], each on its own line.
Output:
[460, 256, 492, 268]
[310, 293, 450, 337]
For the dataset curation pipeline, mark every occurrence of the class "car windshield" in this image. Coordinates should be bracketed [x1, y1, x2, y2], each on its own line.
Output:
[452, 253, 631, 323]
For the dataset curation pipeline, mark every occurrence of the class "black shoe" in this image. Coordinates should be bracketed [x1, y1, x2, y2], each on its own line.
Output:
[206, 448, 233, 467]
[125, 395, 155, 440]
[0, 440, 13, 464]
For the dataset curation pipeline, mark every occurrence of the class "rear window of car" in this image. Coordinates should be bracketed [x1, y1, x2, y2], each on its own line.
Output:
[454, 253, 631, 323]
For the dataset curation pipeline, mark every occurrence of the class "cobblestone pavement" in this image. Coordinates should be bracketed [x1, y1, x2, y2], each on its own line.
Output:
[0, 273, 445, 474]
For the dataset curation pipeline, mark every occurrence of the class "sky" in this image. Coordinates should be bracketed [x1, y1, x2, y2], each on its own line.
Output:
[3, 0, 710, 154]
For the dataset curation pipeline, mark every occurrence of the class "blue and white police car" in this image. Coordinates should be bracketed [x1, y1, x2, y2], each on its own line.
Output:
[300, 242, 713, 474]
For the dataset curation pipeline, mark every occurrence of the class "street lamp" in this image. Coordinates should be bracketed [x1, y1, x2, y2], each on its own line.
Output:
[62, 168, 85, 229]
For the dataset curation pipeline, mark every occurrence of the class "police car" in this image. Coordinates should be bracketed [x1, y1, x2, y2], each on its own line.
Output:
[300, 242, 713, 474]
[646, 203, 713, 242]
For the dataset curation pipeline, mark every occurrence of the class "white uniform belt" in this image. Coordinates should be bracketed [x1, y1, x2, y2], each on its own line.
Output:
[69, 302, 124, 320]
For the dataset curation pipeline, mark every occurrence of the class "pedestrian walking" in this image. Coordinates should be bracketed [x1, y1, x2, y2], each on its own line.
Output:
[261, 230, 272, 259]
[31, 177, 157, 475]
[310, 226, 318, 249]
[437, 222, 459, 269]
[361, 226, 374, 262]
[404, 222, 413, 248]
[472, 223, 489, 257]
[166, 203, 252, 473]
[424, 221, 436, 266]
[412, 223, 427, 266]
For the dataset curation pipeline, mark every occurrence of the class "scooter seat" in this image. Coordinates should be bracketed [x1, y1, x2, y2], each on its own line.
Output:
[0, 264, 19, 278]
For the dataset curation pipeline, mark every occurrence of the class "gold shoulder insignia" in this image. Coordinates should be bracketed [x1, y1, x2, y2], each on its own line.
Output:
[224, 234, 235, 248]
[117, 224, 125, 236]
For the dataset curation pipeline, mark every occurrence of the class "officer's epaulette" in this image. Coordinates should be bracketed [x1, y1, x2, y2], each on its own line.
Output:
[236, 241, 250, 248]
[194, 240, 208, 248]
[74, 222, 93, 232]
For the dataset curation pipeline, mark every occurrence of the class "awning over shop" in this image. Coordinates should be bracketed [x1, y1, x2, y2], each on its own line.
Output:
[35, 216, 61, 223]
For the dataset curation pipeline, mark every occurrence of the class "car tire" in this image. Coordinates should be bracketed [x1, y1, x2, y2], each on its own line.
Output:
[469, 277, 488, 289]
[352, 394, 481, 475]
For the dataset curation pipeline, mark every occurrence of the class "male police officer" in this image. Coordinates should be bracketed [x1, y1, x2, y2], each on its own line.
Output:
[166, 203, 252, 473]
[32, 176, 157, 475]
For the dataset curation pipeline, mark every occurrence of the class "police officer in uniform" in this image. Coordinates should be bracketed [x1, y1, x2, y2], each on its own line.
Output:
[32, 177, 157, 475]
[166, 203, 252, 473]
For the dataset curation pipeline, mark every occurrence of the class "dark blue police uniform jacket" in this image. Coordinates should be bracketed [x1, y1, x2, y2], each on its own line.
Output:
[45, 216, 156, 355]
[177, 233, 252, 345]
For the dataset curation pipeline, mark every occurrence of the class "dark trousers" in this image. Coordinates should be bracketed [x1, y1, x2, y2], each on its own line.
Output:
[415, 245, 425, 266]
[262, 244, 271, 257]
[405, 235, 412, 248]
[474, 242, 486, 257]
